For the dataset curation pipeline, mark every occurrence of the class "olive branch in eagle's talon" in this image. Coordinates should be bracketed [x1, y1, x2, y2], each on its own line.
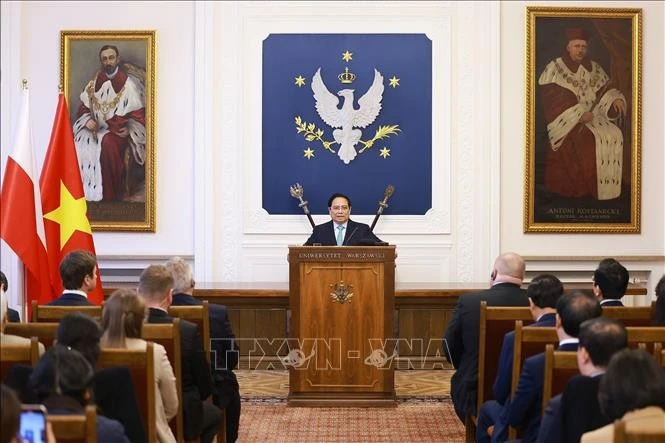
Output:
[358, 125, 401, 153]
[294, 116, 337, 153]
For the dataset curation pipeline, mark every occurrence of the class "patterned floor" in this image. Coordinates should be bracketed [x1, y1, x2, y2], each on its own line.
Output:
[238, 369, 453, 399]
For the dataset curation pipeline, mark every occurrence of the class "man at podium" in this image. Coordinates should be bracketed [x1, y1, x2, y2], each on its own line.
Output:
[304, 193, 383, 246]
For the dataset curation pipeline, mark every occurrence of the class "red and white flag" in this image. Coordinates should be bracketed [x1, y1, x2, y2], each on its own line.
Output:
[0, 86, 54, 308]
[39, 94, 104, 304]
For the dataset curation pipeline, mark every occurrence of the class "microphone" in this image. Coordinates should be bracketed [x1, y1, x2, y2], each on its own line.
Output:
[343, 226, 359, 245]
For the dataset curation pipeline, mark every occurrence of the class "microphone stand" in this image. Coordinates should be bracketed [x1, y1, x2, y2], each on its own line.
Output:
[370, 185, 394, 231]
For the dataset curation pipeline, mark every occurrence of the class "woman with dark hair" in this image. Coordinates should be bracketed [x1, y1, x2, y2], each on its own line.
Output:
[101, 289, 178, 443]
[29, 345, 130, 443]
[581, 348, 665, 441]
[654, 274, 665, 326]
[57, 312, 147, 443]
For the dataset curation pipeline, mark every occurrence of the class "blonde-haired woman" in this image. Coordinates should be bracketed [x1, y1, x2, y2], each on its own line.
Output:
[101, 289, 178, 443]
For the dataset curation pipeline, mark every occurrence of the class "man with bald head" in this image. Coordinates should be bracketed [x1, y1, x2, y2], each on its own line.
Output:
[444, 252, 529, 422]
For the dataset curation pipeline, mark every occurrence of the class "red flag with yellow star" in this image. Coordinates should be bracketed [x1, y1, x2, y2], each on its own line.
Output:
[39, 94, 104, 304]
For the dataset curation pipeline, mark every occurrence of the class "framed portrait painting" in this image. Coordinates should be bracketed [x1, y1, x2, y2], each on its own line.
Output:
[60, 30, 155, 232]
[524, 7, 641, 233]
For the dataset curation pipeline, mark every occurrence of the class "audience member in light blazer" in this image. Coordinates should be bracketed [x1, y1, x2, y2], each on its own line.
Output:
[46, 250, 98, 306]
[101, 289, 179, 443]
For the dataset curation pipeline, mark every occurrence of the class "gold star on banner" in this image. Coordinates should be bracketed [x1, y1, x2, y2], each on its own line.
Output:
[304, 147, 315, 159]
[389, 76, 400, 88]
[342, 50, 353, 62]
[43, 181, 92, 249]
[379, 147, 391, 158]
[294, 75, 306, 87]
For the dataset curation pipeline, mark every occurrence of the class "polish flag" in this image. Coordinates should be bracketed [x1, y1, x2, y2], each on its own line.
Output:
[39, 94, 104, 304]
[0, 86, 54, 308]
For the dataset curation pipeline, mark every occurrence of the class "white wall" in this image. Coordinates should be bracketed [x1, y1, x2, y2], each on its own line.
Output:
[500, 1, 665, 297]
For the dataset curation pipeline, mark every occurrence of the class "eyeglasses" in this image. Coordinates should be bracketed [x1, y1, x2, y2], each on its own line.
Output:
[331, 205, 349, 211]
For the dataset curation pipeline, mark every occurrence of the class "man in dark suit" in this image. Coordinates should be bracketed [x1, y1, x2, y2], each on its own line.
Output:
[139, 265, 221, 443]
[165, 256, 241, 443]
[304, 193, 383, 246]
[537, 317, 628, 443]
[592, 258, 629, 307]
[1, 270, 21, 322]
[486, 291, 602, 443]
[443, 252, 528, 422]
[46, 250, 97, 306]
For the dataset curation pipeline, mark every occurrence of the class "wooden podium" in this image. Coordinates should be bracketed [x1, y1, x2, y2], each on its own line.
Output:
[287, 246, 396, 407]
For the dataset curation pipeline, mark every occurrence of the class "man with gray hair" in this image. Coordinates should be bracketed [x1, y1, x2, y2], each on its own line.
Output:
[444, 252, 529, 422]
[165, 257, 241, 443]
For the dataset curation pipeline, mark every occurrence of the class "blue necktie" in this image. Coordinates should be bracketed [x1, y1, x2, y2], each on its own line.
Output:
[336, 225, 345, 246]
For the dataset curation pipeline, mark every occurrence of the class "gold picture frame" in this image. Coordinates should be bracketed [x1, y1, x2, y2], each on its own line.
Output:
[60, 30, 155, 232]
[524, 7, 641, 233]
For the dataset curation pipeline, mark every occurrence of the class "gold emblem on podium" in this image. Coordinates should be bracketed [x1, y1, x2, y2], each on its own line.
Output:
[330, 281, 354, 304]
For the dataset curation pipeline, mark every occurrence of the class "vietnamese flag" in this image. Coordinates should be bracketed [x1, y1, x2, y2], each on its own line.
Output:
[39, 94, 104, 304]
[0, 85, 54, 308]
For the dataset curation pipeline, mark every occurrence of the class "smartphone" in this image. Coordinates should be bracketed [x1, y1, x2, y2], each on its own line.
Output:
[19, 404, 47, 443]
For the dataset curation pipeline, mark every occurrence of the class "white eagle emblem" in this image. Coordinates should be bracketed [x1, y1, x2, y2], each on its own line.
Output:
[311, 68, 385, 164]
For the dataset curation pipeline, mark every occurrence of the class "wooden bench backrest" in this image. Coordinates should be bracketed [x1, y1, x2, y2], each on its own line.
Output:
[477, 303, 532, 407]
[47, 404, 96, 443]
[511, 323, 558, 397]
[142, 319, 183, 442]
[97, 343, 156, 443]
[3, 323, 59, 350]
[603, 306, 653, 326]
[31, 301, 102, 322]
[613, 416, 665, 443]
[542, 345, 578, 411]
[0, 337, 40, 380]
[626, 327, 665, 357]
[168, 301, 211, 363]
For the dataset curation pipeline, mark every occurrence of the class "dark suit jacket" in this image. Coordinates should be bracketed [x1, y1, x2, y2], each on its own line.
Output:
[4, 365, 146, 443]
[45, 291, 93, 306]
[443, 282, 528, 420]
[7, 307, 20, 322]
[147, 308, 213, 439]
[304, 219, 383, 246]
[505, 342, 579, 443]
[600, 299, 624, 307]
[492, 312, 556, 405]
[559, 374, 609, 443]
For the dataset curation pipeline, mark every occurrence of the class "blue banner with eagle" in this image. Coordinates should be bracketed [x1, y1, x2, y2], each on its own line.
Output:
[262, 34, 432, 215]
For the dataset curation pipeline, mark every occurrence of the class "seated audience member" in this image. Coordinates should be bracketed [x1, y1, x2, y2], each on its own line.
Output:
[46, 250, 98, 306]
[57, 312, 147, 443]
[1, 384, 21, 443]
[592, 258, 629, 307]
[139, 265, 221, 443]
[581, 349, 665, 442]
[165, 256, 241, 442]
[0, 271, 20, 322]
[1, 289, 45, 355]
[654, 274, 665, 326]
[101, 289, 178, 443]
[444, 252, 528, 422]
[537, 317, 628, 443]
[29, 345, 130, 443]
[492, 274, 563, 406]
[479, 291, 602, 443]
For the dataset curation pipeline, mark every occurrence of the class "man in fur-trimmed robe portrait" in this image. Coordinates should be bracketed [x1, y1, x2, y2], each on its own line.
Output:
[73, 44, 146, 202]
[539, 27, 627, 201]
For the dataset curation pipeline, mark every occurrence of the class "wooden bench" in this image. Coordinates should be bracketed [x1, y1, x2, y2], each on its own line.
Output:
[47, 404, 96, 443]
[0, 337, 40, 381]
[613, 417, 665, 442]
[541, 345, 578, 411]
[626, 326, 665, 357]
[603, 305, 654, 326]
[31, 301, 102, 322]
[468, 303, 533, 442]
[97, 343, 156, 443]
[143, 319, 184, 443]
[3, 322, 59, 350]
